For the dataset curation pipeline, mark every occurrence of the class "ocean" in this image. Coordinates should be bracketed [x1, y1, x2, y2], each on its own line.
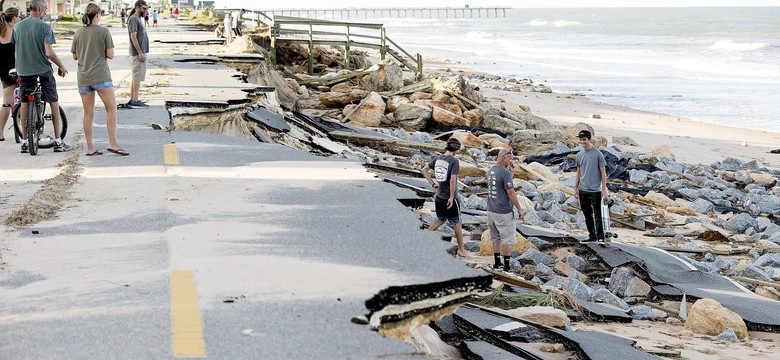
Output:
[368, 7, 780, 133]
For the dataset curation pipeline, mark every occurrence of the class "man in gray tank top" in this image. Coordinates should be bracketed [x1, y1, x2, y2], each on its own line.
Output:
[574, 130, 608, 243]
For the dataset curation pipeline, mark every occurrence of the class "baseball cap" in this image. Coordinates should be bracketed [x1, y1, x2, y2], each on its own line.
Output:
[577, 130, 592, 139]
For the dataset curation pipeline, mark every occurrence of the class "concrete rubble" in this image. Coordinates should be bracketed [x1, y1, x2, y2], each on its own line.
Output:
[166, 33, 780, 359]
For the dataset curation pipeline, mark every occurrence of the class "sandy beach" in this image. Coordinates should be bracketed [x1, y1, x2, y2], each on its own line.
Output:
[423, 60, 780, 170]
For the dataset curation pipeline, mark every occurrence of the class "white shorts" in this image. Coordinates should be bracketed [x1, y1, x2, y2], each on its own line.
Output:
[487, 211, 516, 245]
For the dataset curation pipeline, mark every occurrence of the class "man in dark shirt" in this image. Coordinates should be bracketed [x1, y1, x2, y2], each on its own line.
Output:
[422, 138, 467, 257]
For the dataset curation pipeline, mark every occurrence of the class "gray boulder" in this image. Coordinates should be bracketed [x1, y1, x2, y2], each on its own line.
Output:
[536, 263, 555, 276]
[678, 188, 700, 200]
[723, 212, 755, 234]
[590, 288, 629, 310]
[738, 264, 773, 282]
[716, 328, 740, 343]
[519, 248, 555, 266]
[754, 254, 780, 268]
[566, 253, 589, 272]
[563, 277, 593, 302]
[698, 188, 726, 202]
[623, 277, 651, 297]
[629, 169, 649, 184]
[628, 305, 655, 320]
[608, 267, 635, 297]
[527, 237, 553, 250]
[718, 157, 744, 172]
[689, 198, 714, 214]
[466, 194, 488, 211]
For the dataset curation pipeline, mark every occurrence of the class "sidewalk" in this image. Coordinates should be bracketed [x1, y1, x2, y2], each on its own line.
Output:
[0, 19, 482, 359]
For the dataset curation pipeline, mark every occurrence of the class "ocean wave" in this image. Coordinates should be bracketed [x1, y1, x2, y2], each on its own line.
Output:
[554, 20, 581, 27]
[529, 19, 548, 26]
[463, 31, 495, 41]
[711, 40, 768, 51]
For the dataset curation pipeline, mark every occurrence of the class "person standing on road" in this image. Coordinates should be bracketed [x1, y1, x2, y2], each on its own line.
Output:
[574, 129, 608, 244]
[234, 8, 245, 37]
[422, 138, 468, 257]
[120, 8, 126, 28]
[127, 0, 149, 108]
[487, 148, 524, 272]
[223, 13, 233, 45]
[152, 9, 158, 28]
[0, 6, 21, 141]
[11, 0, 70, 153]
[71, 3, 128, 157]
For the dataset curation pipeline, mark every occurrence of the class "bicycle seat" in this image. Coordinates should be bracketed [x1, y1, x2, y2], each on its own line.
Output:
[8, 68, 16, 78]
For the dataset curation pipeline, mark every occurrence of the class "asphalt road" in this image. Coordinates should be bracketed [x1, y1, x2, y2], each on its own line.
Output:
[0, 17, 481, 359]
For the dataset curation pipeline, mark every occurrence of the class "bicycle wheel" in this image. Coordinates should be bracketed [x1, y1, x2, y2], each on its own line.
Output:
[26, 100, 39, 156]
[11, 104, 21, 143]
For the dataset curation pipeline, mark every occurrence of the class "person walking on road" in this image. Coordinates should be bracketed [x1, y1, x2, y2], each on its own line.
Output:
[71, 3, 128, 157]
[152, 10, 158, 28]
[574, 129, 608, 244]
[487, 148, 524, 272]
[422, 138, 468, 257]
[0, 6, 20, 141]
[11, 0, 70, 153]
[127, 0, 149, 108]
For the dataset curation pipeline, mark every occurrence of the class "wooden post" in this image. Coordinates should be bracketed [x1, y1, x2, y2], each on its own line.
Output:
[308, 22, 314, 74]
[416, 54, 423, 80]
[380, 27, 386, 61]
[345, 25, 350, 69]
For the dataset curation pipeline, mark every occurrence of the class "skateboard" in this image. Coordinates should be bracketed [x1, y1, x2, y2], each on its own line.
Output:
[600, 198, 618, 246]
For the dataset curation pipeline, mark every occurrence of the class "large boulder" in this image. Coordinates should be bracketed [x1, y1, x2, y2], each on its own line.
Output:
[458, 160, 486, 178]
[463, 109, 484, 127]
[344, 92, 386, 127]
[385, 95, 409, 112]
[505, 306, 568, 328]
[366, 60, 404, 92]
[393, 103, 431, 131]
[479, 229, 536, 256]
[482, 110, 527, 135]
[438, 75, 483, 107]
[479, 134, 510, 148]
[409, 91, 433, 102]
[510, 129, 571, 155]
[448, 130, 484, 149]
[684, 298, 748, 339]
[319, 89, 369, 107]
[431, 106, 471, 127]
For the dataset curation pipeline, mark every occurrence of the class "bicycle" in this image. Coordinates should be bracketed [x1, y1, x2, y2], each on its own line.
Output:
[8, 69, 68, 156]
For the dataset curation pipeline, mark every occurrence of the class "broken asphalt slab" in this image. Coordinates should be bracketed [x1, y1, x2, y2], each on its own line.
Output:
[586, 242, 780, 331]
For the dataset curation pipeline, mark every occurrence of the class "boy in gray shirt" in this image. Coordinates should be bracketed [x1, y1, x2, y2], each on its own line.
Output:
[574, 130, 608, 243]
[422, 138, 467, 257]
[487, 149, 524, 271]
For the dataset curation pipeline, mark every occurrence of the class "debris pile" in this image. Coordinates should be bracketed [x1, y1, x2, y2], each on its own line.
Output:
[169, 35, 780, 358]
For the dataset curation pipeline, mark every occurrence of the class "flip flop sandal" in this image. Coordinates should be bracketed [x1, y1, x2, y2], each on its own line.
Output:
[86, 150, 104, 156]
[107, 148, 129, 156]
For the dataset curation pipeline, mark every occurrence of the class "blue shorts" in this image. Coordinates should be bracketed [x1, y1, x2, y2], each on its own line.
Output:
[78, 81, 113, 95]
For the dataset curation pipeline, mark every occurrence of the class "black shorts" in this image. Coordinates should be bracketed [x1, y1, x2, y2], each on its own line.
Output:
[434, 196, 462, 225]
[19, 70, 58, 103]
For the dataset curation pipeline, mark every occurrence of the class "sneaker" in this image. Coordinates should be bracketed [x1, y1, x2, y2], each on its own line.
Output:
[20, 143, 28, 153]
[130, 100, 149, 108]
[596, 239, 606, 245]
[53, 142, 71, 152]
[503, 266, 511, 273]
[492, 263, 503, 270]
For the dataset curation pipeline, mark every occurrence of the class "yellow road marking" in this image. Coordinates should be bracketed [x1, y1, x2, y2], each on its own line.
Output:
[164, 143, 180, 165]
[170, 270, 207, 357]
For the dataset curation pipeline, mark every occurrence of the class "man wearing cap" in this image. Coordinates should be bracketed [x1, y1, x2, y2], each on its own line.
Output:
[487, 148, 524, 271]
[574, 130, 608, 244]
[422, 138, 467, 257]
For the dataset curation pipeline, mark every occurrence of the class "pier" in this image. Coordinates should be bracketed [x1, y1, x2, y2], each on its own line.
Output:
[226, 7, 510, 20]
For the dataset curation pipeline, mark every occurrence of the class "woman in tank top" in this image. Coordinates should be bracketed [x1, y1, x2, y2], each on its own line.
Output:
[0, 6, 21, 141]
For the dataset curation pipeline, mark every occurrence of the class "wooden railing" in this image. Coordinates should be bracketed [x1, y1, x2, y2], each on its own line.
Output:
[268, 16, 422, 79]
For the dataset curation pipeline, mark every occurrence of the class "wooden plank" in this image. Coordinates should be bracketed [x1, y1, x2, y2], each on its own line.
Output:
[731, 276, 780, 290]
[482, 266, 542, 291]
[329, 130, 443, 152]
[553, 262, 587, 282]
[295, 70, 372, 86]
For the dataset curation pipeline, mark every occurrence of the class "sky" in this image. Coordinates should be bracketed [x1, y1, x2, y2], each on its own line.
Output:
[213, 0, 780, 9]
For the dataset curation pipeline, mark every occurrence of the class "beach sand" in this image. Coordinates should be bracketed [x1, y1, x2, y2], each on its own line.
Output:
[424, 60, 780, 170]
